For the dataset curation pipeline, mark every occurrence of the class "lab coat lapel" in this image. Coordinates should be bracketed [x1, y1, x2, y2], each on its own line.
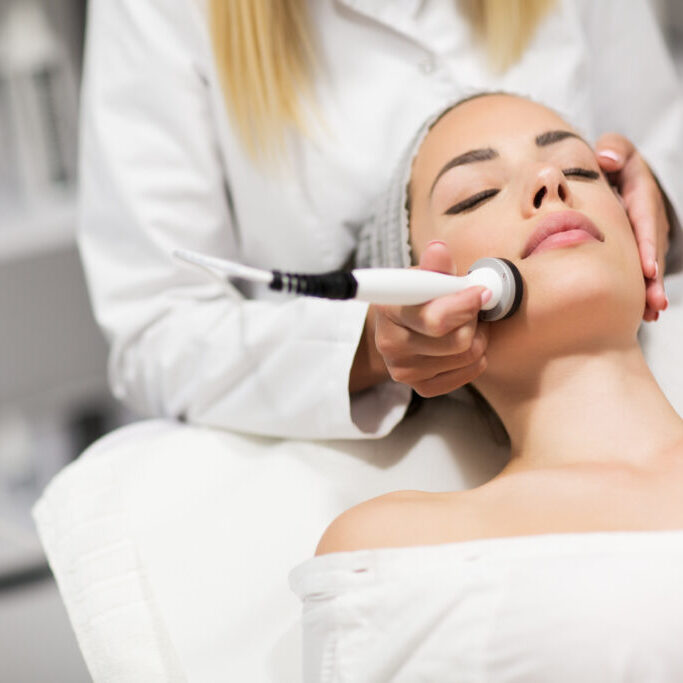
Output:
[334, 0, 431, 50]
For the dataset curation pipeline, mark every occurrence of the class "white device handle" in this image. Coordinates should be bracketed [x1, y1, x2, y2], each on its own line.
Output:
[352, 268, 501, 308]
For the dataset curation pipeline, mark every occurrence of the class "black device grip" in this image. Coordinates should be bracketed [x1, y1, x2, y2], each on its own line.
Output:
[270, 270, 358, 300]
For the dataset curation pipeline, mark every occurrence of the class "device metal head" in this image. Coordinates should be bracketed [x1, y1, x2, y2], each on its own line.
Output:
[468, 257, 523, 322]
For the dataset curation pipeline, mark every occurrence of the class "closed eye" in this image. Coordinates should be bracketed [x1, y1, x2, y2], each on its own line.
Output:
[563, 168, 599, 180]
[444, 167, 598, 216]
[444, 188, 500, 215]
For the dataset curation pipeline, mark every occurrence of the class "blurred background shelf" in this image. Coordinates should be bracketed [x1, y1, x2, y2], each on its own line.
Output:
[0, 190, 76, 262]
[0, 1, 133, 680]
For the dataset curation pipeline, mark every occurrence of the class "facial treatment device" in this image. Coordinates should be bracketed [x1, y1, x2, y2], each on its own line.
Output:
[173, 249, 523, 321]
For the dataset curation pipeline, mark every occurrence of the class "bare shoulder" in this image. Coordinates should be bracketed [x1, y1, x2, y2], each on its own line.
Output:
[314, 490, 468, 556]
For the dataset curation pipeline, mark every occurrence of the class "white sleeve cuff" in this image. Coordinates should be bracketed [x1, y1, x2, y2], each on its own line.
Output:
[350, 381, 414, 436]
[334, 299, 412, 438]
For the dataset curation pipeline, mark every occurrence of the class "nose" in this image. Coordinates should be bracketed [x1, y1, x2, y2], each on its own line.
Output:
[524, 165, 571, 216]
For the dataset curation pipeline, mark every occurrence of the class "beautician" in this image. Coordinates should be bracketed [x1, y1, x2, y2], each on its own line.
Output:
[65, 0, 683, 677]
[78, 0, 681, 441]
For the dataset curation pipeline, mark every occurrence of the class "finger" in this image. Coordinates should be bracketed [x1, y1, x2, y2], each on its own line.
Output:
[413, 356, 488, 398]
[382, 286, 487, 337]
[388, 327, 489, 384]
[644, 272, 667, 312]
[595, 133, 635, 173]
[391, 318, 482, 359]
[418, 240, 455, 274]
[642, 271, 667, 320]
[618, 154, 670, 281]
[643, 280, 657, 322]
[643, 307, 657, 323]
[414, 327, 488, 374]
[629, 198, 662, 281]
[637, 232, 658, 281]
[376, 316, 475, 362]
[620, 159, 660, 280]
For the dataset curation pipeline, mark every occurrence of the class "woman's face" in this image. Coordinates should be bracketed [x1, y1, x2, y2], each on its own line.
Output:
[409, 94, 645, 386]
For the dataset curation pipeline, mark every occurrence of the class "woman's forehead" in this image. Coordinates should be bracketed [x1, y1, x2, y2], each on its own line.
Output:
[415, 95, 574, 177]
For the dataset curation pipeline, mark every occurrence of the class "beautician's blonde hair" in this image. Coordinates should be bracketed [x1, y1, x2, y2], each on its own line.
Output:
[460, 0, 556, 72]
[209, 0, 555, 161]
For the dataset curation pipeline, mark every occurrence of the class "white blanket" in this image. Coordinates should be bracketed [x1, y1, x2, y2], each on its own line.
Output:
[33, 397, 508, 681]
[290, 529, 683, 682]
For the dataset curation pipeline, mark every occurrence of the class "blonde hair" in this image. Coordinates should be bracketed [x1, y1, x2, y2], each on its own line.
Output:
[209, 0, 555, 161]
[461, 0, 556, 72]
[209, 0, 317, 162]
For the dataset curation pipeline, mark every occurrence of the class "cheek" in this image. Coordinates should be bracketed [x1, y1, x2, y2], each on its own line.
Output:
[409, 207, 438, 263]
[443, 237, 493, 275]
[600, 197, 642, 277]
[415, 217, 507, 272]
[409, 217, 480, 271]
[441, 229, 513, 276]
[575, 186, 643, 289]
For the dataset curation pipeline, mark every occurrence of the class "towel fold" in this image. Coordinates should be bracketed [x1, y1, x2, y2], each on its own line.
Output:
[291, 529, 683, 682]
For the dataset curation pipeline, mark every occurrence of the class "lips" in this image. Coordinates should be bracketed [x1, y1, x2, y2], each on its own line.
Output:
[522, 210, 604, 259]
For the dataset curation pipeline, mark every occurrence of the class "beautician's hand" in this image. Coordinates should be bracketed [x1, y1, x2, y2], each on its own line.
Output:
[595, 133, 670, 322]
[364, 241, 490, 398]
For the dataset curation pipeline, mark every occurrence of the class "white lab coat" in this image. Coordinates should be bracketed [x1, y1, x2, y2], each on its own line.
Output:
[78, 0, 683, 441]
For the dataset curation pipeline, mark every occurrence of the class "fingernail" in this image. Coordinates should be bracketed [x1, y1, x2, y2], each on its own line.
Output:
[654, 261, 659, 279]
[598, 150, 622, 164]
[646, 259, 657, 279]
[427, 240, 447, 247]
[481, 289, 492, 306]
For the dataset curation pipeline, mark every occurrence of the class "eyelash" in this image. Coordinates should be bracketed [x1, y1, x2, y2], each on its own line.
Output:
[445, 189, 499, 215]
[444, 167, 600, 215]
[563, 168, 600, 180]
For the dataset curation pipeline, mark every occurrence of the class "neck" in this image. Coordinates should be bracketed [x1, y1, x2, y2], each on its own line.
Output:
[477, 342, 683, 477]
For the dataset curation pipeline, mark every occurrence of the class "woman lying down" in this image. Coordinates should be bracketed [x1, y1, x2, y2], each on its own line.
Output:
[289, 93, 683, 682]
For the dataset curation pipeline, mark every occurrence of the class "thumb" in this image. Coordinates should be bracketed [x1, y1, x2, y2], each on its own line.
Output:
[595, 133, 635, 174]
[418, 240, 455, 274]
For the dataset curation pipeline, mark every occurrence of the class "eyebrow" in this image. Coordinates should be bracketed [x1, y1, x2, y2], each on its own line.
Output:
[429, 129, 591, 198]
[535, 129, 585, 147]
[429, 148, 498, 196]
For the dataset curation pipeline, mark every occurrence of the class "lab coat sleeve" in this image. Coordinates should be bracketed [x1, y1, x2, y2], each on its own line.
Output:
[580, 0, 683, 272]
[77, 0, 412, 440]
